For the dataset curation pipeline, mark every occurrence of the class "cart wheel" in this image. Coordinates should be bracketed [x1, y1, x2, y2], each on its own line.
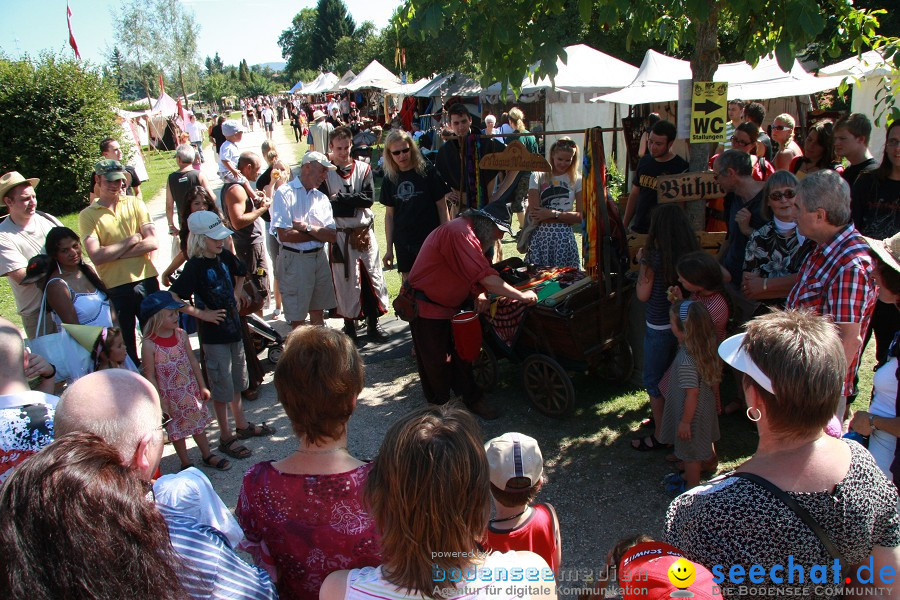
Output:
[522, 355, 574, 417]
[473, 345, 498, 391]
[267, 345, 282, 365]
[598, 339, 634, 384]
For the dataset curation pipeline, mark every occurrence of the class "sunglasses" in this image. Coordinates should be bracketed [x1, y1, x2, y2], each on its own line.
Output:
[730, 136, 751, 146]
[769, 189, 797, 201]
[391, 147, 411, 156]
[556, 139, 577, 149]
[772, 125, 793, 131]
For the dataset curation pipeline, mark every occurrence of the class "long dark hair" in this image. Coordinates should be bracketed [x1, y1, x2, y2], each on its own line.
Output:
[645, 204, 700, 286]
[43, 227, 107, 294]
[178, 186, 223, 254]
[0, 432, 188, 600]
[798, 120, 837, 170]
[875, 121, 900, 180]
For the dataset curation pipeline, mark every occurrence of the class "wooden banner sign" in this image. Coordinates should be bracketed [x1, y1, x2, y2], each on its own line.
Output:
[479, 140, 552, 172]
[657, 172, 724, 203]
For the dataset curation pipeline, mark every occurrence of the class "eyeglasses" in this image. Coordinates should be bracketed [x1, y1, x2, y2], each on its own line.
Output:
[769, 189, 797, 201]
[772, 125, 793, 131]
[556, 139, 577, 149]
[887, 139, 900, 149]
[390, 147, 411, 156]
[730, 136, 751, 147]
[158, 412, 172, 431]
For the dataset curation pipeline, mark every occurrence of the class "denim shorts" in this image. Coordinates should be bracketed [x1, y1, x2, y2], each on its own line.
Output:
[642, 325, 677, 398]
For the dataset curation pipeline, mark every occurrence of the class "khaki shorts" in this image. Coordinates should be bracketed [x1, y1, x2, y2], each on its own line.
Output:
[203, 341, 249, 403]
[276, 248, 336, 322]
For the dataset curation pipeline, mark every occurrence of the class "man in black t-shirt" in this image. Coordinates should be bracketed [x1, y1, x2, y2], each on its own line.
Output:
[714, 151, 767, 285]
[835, 113, 878, 186]
[88, 138, 143, 202]
[623, 120, 690, 233]
[210, 116, 227, 158]
[165, 144, 217, 238]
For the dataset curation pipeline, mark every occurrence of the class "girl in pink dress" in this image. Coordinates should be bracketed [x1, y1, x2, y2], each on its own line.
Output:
[139, 291, 229, 472]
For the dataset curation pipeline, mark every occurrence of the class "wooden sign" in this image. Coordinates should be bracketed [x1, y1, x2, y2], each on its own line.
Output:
[479, 140, 551, 172]
[657, 172, 724, 203]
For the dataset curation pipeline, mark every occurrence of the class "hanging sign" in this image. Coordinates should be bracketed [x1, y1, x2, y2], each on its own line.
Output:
[690, 82, 728, 143]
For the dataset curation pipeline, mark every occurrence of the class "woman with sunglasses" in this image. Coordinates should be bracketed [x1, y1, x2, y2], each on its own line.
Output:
[790, 119, 843, 179]
[380, 129, 451, 281]
[770, 113, 804, 171]
[707, 122, 774, 186]
[740, 170, 815, 307]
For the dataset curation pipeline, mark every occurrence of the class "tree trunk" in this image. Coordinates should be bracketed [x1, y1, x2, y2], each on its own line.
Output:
[686, 0, 721, 231]
[179, 64, 189, 110]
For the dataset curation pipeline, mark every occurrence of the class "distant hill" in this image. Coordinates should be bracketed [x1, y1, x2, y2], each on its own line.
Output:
[255, 61, 286, 72]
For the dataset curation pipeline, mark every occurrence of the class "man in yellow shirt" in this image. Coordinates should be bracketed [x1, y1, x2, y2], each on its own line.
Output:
[79, 160, 158, 364]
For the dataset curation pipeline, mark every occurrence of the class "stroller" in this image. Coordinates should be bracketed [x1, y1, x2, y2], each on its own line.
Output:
[245, 312, 285, 364]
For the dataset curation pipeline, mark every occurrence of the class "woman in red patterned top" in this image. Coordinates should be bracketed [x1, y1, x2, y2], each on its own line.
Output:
[236, 326, 381, 600]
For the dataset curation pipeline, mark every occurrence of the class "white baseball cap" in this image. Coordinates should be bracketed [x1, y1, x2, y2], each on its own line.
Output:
[187, 211, 233, 240]
[485, 432, 544, 491]
[300, 151, 336, 170]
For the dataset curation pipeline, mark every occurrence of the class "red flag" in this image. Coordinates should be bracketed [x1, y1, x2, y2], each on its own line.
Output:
[158, 74, 165, 96]
[67, 3, 81, 59]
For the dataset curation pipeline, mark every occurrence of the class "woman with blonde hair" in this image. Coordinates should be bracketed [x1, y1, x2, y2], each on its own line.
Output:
[256, 140, 289, 317]
[379, 129, 452, 280]
[320, 404, 556, 600]
[771, 113, 803, 171]
[525, 137, 582, 268]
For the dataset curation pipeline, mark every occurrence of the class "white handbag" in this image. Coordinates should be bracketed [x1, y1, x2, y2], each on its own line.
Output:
[26, 288, 92, 382]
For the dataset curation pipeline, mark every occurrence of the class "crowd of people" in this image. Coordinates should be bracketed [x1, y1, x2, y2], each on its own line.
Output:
[0, 81, 898, 599]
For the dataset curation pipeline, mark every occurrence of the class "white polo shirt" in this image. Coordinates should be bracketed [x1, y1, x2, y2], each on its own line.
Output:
[270, 178, 335, 252]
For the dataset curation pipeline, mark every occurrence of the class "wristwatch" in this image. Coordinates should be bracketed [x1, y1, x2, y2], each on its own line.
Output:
[869, 414, 877, 431]
[552, 210, 560, 220]
[305, 222, 313, 233]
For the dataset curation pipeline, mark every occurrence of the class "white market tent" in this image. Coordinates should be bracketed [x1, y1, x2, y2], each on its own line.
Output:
[414, 72, 482, 98]
[385, 77, 431, 96]
[344, 60, 400, 91]
[328, 70, 357, 92]
[820, 50, 893, 158]
[289, 80, 304, 94]
[302, 72, 339, 95]
[152, 92, 179, 117]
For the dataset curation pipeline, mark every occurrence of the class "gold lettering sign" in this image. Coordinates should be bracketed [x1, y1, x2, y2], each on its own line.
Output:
[657, 172, 724, 203]
[479, 140, 552, 172]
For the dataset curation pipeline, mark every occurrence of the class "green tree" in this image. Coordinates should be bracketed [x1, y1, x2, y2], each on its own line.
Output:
[279, 8, 318, 75]
[205, 52, 225, 75]
[0, 54, 122, 215]
[402, 0, 898, 227]
[116, 0, 161, 105]
[384, 8, 477, 79]
[200, 72, 234, 106]
[238, 59, 251, 84]
[312, 0, 356, 69]
[155, 0, 201, 104]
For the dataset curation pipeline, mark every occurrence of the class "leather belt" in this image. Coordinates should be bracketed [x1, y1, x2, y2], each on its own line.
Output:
[282, 245, 322, 254]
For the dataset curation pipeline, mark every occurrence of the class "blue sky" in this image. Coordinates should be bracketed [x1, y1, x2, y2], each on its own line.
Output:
[0, 0, 400, 67]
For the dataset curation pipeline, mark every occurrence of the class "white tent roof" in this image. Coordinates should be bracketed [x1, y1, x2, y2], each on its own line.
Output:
[484, 44, 639, 95]
[328, 70, 357, 92]
[385, 77, 431, 95]
[414, 73, 481, 97]
[819, 50, 892, 78]
[302, 72, 339, 95]
[596, 50, 845, 104]
[152, 92, 179, 117]
[344, 60, 400, 91]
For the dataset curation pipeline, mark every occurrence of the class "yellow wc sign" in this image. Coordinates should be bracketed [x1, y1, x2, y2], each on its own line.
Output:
[690, 82, 729, 143]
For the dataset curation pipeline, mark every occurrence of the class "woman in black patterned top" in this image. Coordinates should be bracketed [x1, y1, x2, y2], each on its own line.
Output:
[665, 310, 900, 598]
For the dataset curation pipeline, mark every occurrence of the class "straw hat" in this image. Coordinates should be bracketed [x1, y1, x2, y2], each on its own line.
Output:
[0, 171, 39, 200]
[865, 232, 900, 274]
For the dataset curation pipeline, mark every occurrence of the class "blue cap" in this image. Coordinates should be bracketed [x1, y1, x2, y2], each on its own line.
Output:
[139, 291, 186, 329]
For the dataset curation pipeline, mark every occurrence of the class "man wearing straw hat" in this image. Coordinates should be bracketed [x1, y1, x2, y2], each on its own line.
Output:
[0, 171, 62, 338]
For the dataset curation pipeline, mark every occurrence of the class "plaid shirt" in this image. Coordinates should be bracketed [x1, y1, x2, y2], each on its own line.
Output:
[786, 224, 876, 396]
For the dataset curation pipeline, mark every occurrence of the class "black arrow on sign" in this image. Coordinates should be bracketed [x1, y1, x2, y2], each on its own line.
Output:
[693, 99, 722, 114]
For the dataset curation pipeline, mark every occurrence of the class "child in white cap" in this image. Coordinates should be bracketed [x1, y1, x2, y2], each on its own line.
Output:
[483, 432, 561, 570]
[217, 120, 259, 201]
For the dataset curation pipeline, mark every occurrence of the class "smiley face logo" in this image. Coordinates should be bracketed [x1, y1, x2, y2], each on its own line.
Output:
[668, 558, 697, 589]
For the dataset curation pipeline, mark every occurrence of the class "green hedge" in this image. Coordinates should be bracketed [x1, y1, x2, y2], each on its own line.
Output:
[0, 54, 122, 216]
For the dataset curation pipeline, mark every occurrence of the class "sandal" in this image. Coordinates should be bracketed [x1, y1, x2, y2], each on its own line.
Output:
[218, 438, 252, 459]
[236, 422, 276, 439]
[631, 435, 666, 452]
[202, 453, 232, 471]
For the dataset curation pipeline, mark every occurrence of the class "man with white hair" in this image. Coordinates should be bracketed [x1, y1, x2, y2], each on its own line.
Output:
[309, 110, 334, 153]
[165, 144, 216, 239]
[55, 370, 277, 600]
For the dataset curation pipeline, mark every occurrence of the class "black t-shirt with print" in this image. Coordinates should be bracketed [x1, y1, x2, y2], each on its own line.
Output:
[631, 153, 690, 233]
[170, 249, 246, 345]
[843, 157, 878, 186]
[380, 164, 450, 247]
[852, 172, 900, 239]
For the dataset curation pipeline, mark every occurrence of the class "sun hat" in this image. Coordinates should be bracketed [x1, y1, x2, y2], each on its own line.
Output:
[312, 110, 326, 121]
[93, 160, 127, 182]
[485, 432, 543, 491]
[300, 151, 336, 170]
[474, 200, 514, 236]
[718, 332, 775, 394]
[222, 120, 245, 136]
[618, 541, 716, 600]
[187, 210, 233, 240]
[865, 232, 900, 274]
[139, 291, 186, 329]
[0, 171, 39, 200]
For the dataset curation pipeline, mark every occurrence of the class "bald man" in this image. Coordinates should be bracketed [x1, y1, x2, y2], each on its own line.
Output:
[0, 317, 58, 483]
[55, 370, 277, 600]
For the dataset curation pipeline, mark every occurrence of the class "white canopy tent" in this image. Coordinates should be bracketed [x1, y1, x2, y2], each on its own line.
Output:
[302, 72, 339, 95]
[114, 107, 150, 182]
[327, 70, 357, 92]
[414, 72, 482, 98]
[820, 50, 893, 158]
[344, 60, 400, 91]
[385, 77, 431, 96]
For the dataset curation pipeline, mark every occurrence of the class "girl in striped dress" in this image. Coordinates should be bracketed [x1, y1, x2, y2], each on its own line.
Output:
[658, 300, 722, 493]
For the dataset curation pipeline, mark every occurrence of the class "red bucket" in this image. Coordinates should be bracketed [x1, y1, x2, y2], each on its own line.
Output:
[451, 311, 482, 362]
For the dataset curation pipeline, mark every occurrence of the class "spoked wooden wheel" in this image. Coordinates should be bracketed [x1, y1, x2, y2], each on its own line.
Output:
[472, 345, 498, 391]
[597, 339, 634, 384]
[522, 354, 574, 416]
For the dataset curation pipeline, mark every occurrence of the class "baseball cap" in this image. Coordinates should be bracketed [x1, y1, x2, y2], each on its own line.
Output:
[0, 171, 39, 200]
[94, 159, 127, 181]
[187, 210, 233, 240]
[300, 151, 336, 170]
[618, 542, 716, 600]
[485, 432, 543, 491]
[718, 333, 774, 394]
[222, 120, 245, 136]
[139, 291, 186, 329]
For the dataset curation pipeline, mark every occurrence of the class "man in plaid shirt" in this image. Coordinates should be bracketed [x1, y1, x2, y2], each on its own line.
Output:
[786, 169, 876, 431]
